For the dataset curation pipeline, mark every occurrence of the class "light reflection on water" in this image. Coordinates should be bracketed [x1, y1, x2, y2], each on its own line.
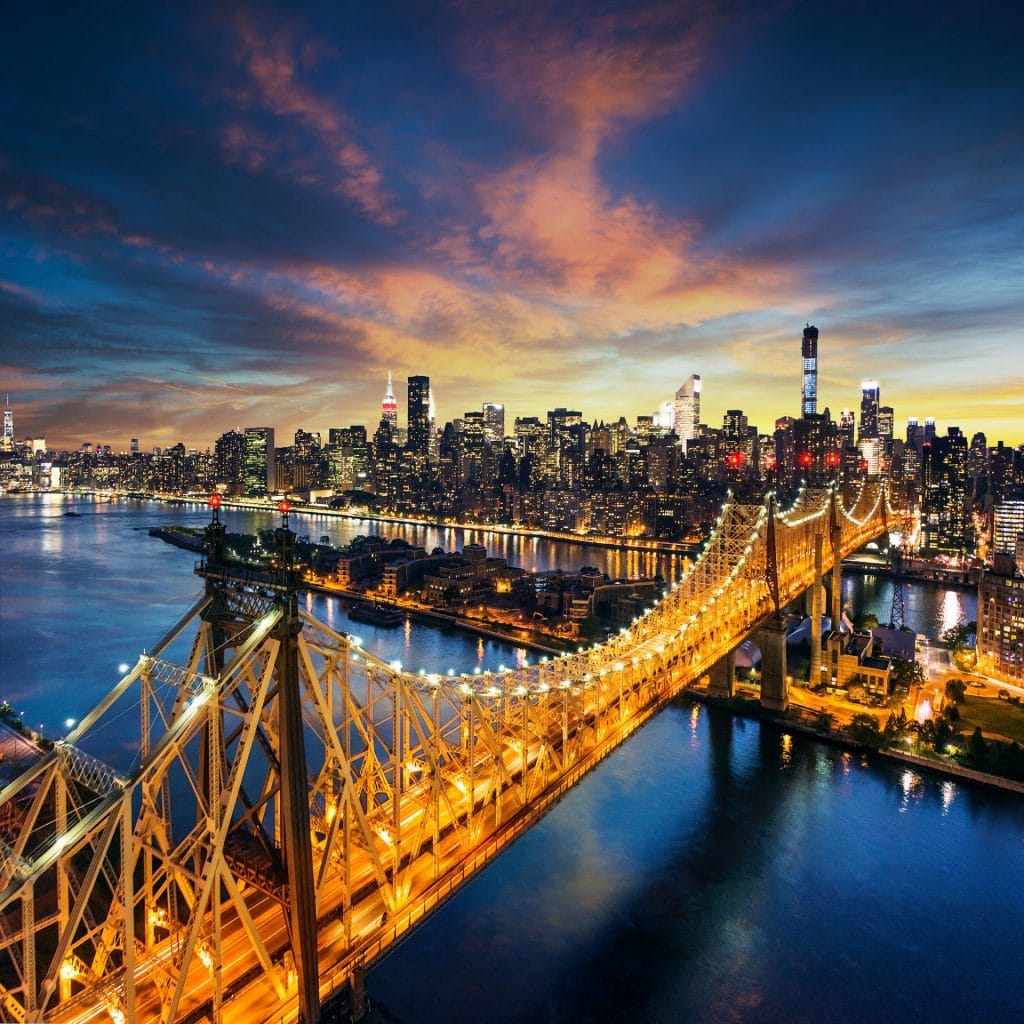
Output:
[367, 705, 1024, 1024]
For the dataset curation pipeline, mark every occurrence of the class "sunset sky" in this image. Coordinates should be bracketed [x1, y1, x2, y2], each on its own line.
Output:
[2, 0, 1022, 450]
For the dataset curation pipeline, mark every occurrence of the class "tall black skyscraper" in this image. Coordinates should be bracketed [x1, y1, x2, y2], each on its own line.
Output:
[801, 324, 819, 417]
[407, 375, 430, 455]
[859, 380, 880, 440]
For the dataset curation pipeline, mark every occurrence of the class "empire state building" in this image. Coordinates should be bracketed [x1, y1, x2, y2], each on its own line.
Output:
[381, 370, 398, 437]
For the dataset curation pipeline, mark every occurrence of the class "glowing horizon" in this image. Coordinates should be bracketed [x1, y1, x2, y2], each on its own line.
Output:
[1, 2, 1022, 450]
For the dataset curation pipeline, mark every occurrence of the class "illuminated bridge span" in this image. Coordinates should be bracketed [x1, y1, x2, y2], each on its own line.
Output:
[0, 484, 899, 1024]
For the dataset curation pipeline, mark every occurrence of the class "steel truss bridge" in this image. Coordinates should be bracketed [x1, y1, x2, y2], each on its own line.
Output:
[0, 484, 900, 1023]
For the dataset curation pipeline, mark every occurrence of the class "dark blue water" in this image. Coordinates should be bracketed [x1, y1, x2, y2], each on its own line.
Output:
[0, 493, 528, 735]
[368, 706, 1024, 1023]
[843, 571, 977, 637]
[2, 494, 1020, 1024]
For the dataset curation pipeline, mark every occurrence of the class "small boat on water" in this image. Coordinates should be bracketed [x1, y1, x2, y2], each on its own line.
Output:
[348, 602, 404, 627]
[64, 511, 82, 517]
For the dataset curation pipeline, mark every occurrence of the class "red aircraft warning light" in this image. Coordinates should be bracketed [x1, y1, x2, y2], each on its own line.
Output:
[799, 452, 814, 468]
[278, 499, 291, 515]
[826, 452, 840, 468]
[208, 494, 222, 510]
[726, 452, 745, 469]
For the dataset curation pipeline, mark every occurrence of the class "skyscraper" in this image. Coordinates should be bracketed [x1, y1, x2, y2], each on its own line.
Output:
[859, 380, 880, 440]
[381, 371, 398, 435]
[673, 374, 701, 451]
[428, 386, 438, 463]
[801, 325, 819, 417]
[482, 402, 505, 445]
[992, 497, 1024, 555]
[215, 429, 246, 492]
[2, 395, 13, 446]
[407, 375, 430, 454]
[243, 427, 275, 495]
[838, 409, 855, 448]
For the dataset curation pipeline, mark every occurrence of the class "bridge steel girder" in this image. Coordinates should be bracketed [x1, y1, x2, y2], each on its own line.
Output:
[0, 482, 895, 1024]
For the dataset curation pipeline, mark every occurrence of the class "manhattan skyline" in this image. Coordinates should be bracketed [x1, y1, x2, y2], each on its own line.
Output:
[2, 1, 1022, 449]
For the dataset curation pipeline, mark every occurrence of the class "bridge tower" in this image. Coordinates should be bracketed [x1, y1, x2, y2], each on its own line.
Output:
[889, 547, 906, 630]
[190, 498, 323, 1024]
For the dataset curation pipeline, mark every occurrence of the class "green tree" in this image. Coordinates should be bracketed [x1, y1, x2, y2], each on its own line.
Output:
[890, 654, 924, 690]
[814, 711, 834, 734]
[943, 623, 969, 653]
[859, 612, 880, 631]
[932, 717, 956, 753]
[848, 713, 883, 748]
[964, 726, 989, 769]
[944, 679, 967, 704]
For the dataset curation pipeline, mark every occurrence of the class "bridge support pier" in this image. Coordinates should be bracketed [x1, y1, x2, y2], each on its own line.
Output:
[350, 964, 367, 1022]
[707, 649, 736, 699]
[809, 533, 824, 688]
[758, 616, 789, 712]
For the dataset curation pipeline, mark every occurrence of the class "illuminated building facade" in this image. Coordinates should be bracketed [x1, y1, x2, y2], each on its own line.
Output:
[2, 397, 13, 450]
[859, 380, 880, 441]
[673, 374, 701, 451]
[921, 427, 969, 553]
[482, 402, 505, 446]
[407, 375, 431, 455]
[993, 498, 1024, 555]
[978, 555, 1024, 682]
[381, 370, 398, 437]
[801, 324, 818, 417]
[243, 426, 275, 495]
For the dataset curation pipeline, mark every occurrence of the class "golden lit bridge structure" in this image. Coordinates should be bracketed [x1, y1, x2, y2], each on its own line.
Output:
[0, 484, 901, 1024]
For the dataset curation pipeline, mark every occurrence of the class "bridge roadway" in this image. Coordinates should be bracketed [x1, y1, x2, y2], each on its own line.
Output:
[0, 484, 894, 1024]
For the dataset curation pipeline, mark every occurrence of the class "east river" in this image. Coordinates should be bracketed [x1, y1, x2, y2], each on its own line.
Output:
[1, 494, 1020, 1023]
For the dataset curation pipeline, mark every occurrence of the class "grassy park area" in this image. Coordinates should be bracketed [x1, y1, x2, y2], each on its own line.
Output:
[958, 694, 1024, 745]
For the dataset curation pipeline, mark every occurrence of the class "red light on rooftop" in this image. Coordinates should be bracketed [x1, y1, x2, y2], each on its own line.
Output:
[826, 452, 840, 468]
[799, 452, 813, 467]
[726, 452, 744, 468]
[860, 459, 869, 471]
[208, 494, 222, 509]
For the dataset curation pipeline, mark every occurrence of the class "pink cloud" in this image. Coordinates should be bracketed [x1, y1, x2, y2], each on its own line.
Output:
[227, 14, 397, 224]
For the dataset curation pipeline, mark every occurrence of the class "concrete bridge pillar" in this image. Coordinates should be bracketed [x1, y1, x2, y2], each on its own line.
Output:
[350, 963, 367, 1021]
[809, 534, 824, 688]
[707, 648, 736, 699]
[758, 615, 789, 712]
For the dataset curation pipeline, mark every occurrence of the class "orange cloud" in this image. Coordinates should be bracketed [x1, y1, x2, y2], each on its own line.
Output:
[441, 3, 797, 329]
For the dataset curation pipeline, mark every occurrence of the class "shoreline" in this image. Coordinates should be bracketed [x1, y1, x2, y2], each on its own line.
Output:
[48, 488, 700, 557]
[303, 580, 569, 657]
[688, 687, 1024, 796]
[35, 490, 1020, 794]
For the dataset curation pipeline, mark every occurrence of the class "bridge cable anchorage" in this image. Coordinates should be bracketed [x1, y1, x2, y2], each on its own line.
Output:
[0, 486, 901, 1024]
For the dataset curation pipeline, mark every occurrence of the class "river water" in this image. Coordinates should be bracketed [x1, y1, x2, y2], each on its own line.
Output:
[0, 494, 1019, 1023]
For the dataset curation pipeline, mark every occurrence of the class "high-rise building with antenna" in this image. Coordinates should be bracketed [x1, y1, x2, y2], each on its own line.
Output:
[381, 371, 398, 436]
